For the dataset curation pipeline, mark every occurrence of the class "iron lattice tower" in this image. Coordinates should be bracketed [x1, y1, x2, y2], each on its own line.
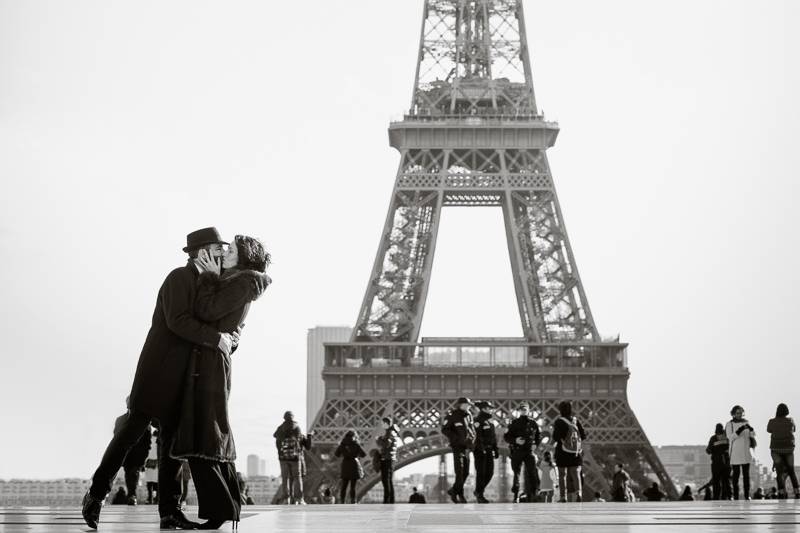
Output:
[288, 0, 677, 502]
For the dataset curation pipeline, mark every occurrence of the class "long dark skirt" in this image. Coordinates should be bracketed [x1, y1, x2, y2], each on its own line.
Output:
[189, 458, 241, 522]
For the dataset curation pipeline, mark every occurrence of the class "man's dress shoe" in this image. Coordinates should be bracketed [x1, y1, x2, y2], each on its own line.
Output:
[160, 514, 200, 530]
[81, 492, 103, 529]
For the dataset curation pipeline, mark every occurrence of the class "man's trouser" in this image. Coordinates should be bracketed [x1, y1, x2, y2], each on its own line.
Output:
[473, 450, 494, 497]
[380, 460, 395, 503]
[510, 452, 538, 501]
[451, 448, 471, 496]
[90, 411, 182, 517]
[711, 463, 731, 500]
[279, 460, 303, 503]
[557, 466, 582, 502]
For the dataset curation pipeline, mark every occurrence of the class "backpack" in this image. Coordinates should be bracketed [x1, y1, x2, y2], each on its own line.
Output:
[558, 416, 582, 455]
[279, 434, 300, 461]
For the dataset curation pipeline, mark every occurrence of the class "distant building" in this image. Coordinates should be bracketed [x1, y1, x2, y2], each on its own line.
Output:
[244, 475, 282, 504]
[655, 445, 713, 488]
[306, 326, 351, 430]
[259, 459, 266, 476]
[655, 445, 770, 492]
[247, 454, 261, 478]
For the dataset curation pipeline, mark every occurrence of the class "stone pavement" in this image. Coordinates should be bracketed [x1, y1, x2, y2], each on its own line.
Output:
[2, 501, 800, 532]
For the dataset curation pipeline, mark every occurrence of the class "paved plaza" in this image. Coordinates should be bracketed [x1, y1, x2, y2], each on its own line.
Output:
[2, 502, 800, 532]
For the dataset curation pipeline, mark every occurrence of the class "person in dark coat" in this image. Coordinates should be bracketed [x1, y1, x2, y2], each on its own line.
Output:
[552, 400, 587, 502]
[408, 486, 426, 503]
[376, 417, 400, 503]
[274, 411, 313, 505]
[611, 463, 631, 502]
[706, 423, 731, 500]
[335, 430, 367, 504]
[442, 398, 476, 503]
[83, 227, 238, 531]
[172, 234, 271, 529]
[503, 401, 541, 503]
[767, 403, 799, 499]
[114, 397, 153, 506]
[472, 401, 498, 503]
[642, 482, 667, 501]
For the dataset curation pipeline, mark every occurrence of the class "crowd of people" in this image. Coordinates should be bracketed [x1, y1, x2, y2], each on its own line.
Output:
[271, 399, 797, 506]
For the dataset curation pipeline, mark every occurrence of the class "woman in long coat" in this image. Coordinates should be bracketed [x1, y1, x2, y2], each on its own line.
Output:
[171, 235, 271, 529]
[334, 431, 366, 504]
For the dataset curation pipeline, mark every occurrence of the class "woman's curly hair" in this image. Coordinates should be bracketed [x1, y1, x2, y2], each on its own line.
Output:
[233, 235, 271, 273]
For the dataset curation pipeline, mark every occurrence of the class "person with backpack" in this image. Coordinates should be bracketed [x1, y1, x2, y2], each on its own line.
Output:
[705, 423, 731, 500]
[442, 397, 476, 503]
[767, 403, 799, 499]
[334, 430, 367, 504]
[273, 411, 312, 504]
[472, 400, 499, 503]
[552, 400, 587, 502]
[376, 417, 400, 503]
[503, 401, 541, 503]
[725, 405, 755, 500]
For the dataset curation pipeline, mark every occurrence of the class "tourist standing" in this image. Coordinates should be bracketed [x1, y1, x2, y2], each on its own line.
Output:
[442, 398, 476, 503]
[503, 401, 541, 503]
[472, 401, 499, 503]
[408, 486, 427, 503]
[725, 405, 755, 500]
[705, 423, 731, 500]
[767, 403, 799, 499]
[274, 411, 312, 504]
[553, 400, 586, 502]
[679, 485, 694, 501]
[376, 417, 400, 503]
[144, 429, 159, 504]
[335, 430, 367, 504]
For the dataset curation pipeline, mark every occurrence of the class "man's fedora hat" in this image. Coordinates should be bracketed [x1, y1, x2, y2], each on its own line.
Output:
[183, 227, 227, 252]
[456, 397, 473, 406]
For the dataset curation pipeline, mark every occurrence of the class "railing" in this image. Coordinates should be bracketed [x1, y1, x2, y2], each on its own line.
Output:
[324, 341, 627, 370]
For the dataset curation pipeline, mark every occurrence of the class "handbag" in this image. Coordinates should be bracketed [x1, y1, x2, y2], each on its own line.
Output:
[749, 435, 757, 449]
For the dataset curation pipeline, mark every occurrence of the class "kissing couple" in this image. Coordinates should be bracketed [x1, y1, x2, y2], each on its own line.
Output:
[82, 227, 271, 530]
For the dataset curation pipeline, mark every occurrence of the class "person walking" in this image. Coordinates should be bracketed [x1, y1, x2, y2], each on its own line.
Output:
[472, 400, 499, 503]
[81, 227, 239, 530]
[335, 430, 366, 504]
[442, 397, 476, 503]
[767, 403, 799, 499]
[274, 411, 312, 505]
[503, 401, 541, 503]
[538, 451, 557, 502]
[611, 463, 631, 502]
[553, 400, 586, 502]
[376, 417, 400, 503]
[725, 405, 755, 500]
[705, 423, 731, 500]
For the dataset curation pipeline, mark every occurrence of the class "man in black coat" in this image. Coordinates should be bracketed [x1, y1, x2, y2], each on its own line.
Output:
[442, 397, 476, 503]
[472, 401, 499, 503]
[82, 227, 237, 530]
[504, 401, 541, 503]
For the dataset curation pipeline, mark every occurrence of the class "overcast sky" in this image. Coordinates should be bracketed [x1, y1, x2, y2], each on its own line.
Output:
[1, 0, 798, 480]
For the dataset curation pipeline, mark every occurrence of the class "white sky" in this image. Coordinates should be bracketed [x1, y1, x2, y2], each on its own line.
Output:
[1, 0, 798, 479]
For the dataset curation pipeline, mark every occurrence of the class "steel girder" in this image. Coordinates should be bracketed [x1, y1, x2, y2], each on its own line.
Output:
[290, 396, 677, 502]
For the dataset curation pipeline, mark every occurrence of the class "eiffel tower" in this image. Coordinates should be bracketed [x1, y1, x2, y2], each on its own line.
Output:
[289, 0, 677, 502]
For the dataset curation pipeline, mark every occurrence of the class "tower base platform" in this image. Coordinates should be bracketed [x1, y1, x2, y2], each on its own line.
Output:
[2, 502, 799, 532]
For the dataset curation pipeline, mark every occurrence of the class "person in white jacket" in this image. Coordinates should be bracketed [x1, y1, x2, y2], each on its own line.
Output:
[725, 405, 755, 500]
